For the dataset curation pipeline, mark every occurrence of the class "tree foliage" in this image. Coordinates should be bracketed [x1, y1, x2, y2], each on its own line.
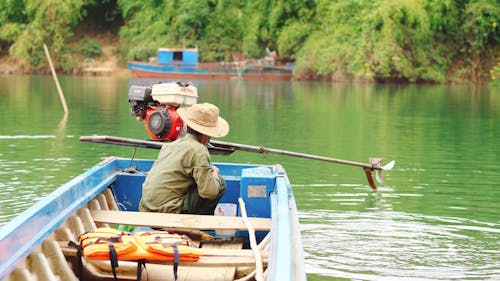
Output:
[0, 0, 497, 83]
[295, 0, 498, 83]
[0, 0, 27, 54]
[5, 0, 85, 69]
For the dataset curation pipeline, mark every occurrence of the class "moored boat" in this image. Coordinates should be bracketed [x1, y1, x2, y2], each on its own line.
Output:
[0, 157, 305, 281]
[127, 48, 294, 81]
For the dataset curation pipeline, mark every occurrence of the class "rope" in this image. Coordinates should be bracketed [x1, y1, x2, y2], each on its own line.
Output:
[234, 232, 270, 281]
[238, 197, 264, 281]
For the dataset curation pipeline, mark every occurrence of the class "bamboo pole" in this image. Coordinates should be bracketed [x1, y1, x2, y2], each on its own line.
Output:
[43, 43, 68, 113]
[210, 140, 388, 170]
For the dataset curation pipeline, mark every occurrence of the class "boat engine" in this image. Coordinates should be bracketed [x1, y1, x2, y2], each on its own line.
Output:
[128, 82, 198, 141]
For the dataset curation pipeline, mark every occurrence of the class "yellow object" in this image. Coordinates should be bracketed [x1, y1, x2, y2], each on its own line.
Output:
[79, 228, 203, 262]
[134, 231, 204, 262]
[79, 228, 136, 260]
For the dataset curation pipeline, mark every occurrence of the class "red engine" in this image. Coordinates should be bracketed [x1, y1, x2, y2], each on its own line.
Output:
[143, 106, 183, 141]
[128, 83, 197, 142]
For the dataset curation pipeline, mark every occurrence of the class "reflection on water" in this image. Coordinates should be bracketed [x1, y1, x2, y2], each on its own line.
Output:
[0, 76, 498, 280]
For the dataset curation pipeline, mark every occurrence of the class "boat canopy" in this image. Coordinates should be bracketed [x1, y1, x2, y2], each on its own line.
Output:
[157, 48, 199, 65]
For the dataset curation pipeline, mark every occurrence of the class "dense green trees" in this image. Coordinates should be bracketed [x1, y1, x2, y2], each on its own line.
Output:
[294, 0, 498, 83]
[1, 0, 86, 70]
[0, 0, 498, 83]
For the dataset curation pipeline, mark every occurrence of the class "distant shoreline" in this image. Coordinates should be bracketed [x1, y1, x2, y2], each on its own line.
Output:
[0, 37, 131, 78]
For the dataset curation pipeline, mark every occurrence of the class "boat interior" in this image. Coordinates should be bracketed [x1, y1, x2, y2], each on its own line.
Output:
[4, 166, 275, 281]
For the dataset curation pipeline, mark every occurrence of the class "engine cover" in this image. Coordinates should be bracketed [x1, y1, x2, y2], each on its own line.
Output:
[144, 107, 183, 141]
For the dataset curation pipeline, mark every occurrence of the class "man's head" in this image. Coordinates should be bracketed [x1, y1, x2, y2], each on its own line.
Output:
[177, 103, 229, 139]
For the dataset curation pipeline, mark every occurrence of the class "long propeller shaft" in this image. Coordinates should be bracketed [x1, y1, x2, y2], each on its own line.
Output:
[80, 135, 395, 190]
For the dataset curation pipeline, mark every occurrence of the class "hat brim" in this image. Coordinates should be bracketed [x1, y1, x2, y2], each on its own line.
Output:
[177, 107, 229, 138]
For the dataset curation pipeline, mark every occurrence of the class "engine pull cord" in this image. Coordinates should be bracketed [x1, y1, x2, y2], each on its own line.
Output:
[123, 146, 141, 174]
[130, 146, 137, 165]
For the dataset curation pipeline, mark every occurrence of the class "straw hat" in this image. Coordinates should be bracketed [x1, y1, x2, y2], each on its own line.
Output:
[177, 103, 229, 138]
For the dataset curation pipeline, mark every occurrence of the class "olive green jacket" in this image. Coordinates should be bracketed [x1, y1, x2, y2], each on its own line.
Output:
[139, 134, 223, 213]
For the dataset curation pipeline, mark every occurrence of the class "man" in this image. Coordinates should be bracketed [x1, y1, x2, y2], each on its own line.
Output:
[139, 103, 229, 215]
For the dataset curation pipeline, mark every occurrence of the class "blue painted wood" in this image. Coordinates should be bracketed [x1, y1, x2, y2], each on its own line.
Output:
[157, 48, 199, 64]
[240, 166, 277, 218]
[0, 157, 119, 279]
[268, 175, 293, 281]
[111, 173, 146, 211]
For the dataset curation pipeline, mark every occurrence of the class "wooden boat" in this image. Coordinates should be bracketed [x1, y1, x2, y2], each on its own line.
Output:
[127, 48, 294, 81]
[0, 156, 305, 281]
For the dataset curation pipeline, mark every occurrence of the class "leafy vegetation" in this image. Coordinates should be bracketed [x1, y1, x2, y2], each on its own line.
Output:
[2, 0, 86, 70]
[81, 38, 102, 58]
[0, 0, 497, 83]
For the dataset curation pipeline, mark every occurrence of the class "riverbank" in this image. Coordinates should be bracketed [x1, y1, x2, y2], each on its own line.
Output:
[0, 35, 130, 78]
[1, 39, 496, 84]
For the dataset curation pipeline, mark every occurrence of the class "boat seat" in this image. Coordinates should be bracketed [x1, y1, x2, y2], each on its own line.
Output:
[90, 210, 271, 231]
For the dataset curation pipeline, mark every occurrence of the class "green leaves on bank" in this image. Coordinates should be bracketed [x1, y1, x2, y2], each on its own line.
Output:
[295, 0, 498, 83]
[0, 0, 497, 83]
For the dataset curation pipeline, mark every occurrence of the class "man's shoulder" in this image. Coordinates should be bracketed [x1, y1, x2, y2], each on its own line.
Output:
[177, 135, 209, 153]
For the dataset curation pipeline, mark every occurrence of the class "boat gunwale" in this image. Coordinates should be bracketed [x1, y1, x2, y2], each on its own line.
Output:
[129, 68, 294, 81]
[0, 157, 121, 279]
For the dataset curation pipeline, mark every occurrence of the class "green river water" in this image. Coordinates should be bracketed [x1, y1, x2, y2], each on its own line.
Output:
[0, 75, 498, 280]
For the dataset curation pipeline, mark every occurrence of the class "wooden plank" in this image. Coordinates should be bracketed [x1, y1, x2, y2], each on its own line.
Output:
[175, 256, 267, 267]
[90, 210, 271, 231]
[194, 238, 243, 281]
[201, 248, 268, 258]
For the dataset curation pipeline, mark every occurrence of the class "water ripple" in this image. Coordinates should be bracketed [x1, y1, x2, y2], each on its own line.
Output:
[0, 135, 56, 139]
[300, 210, 500, 280]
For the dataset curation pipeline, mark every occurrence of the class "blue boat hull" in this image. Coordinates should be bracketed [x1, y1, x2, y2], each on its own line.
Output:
[128, 61, 294, 81]
[0, 157, 305, 280]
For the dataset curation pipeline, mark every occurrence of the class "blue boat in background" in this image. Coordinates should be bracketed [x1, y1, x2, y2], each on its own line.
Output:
[128, 48, 294, 81]
[0, 156, 306, 281]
